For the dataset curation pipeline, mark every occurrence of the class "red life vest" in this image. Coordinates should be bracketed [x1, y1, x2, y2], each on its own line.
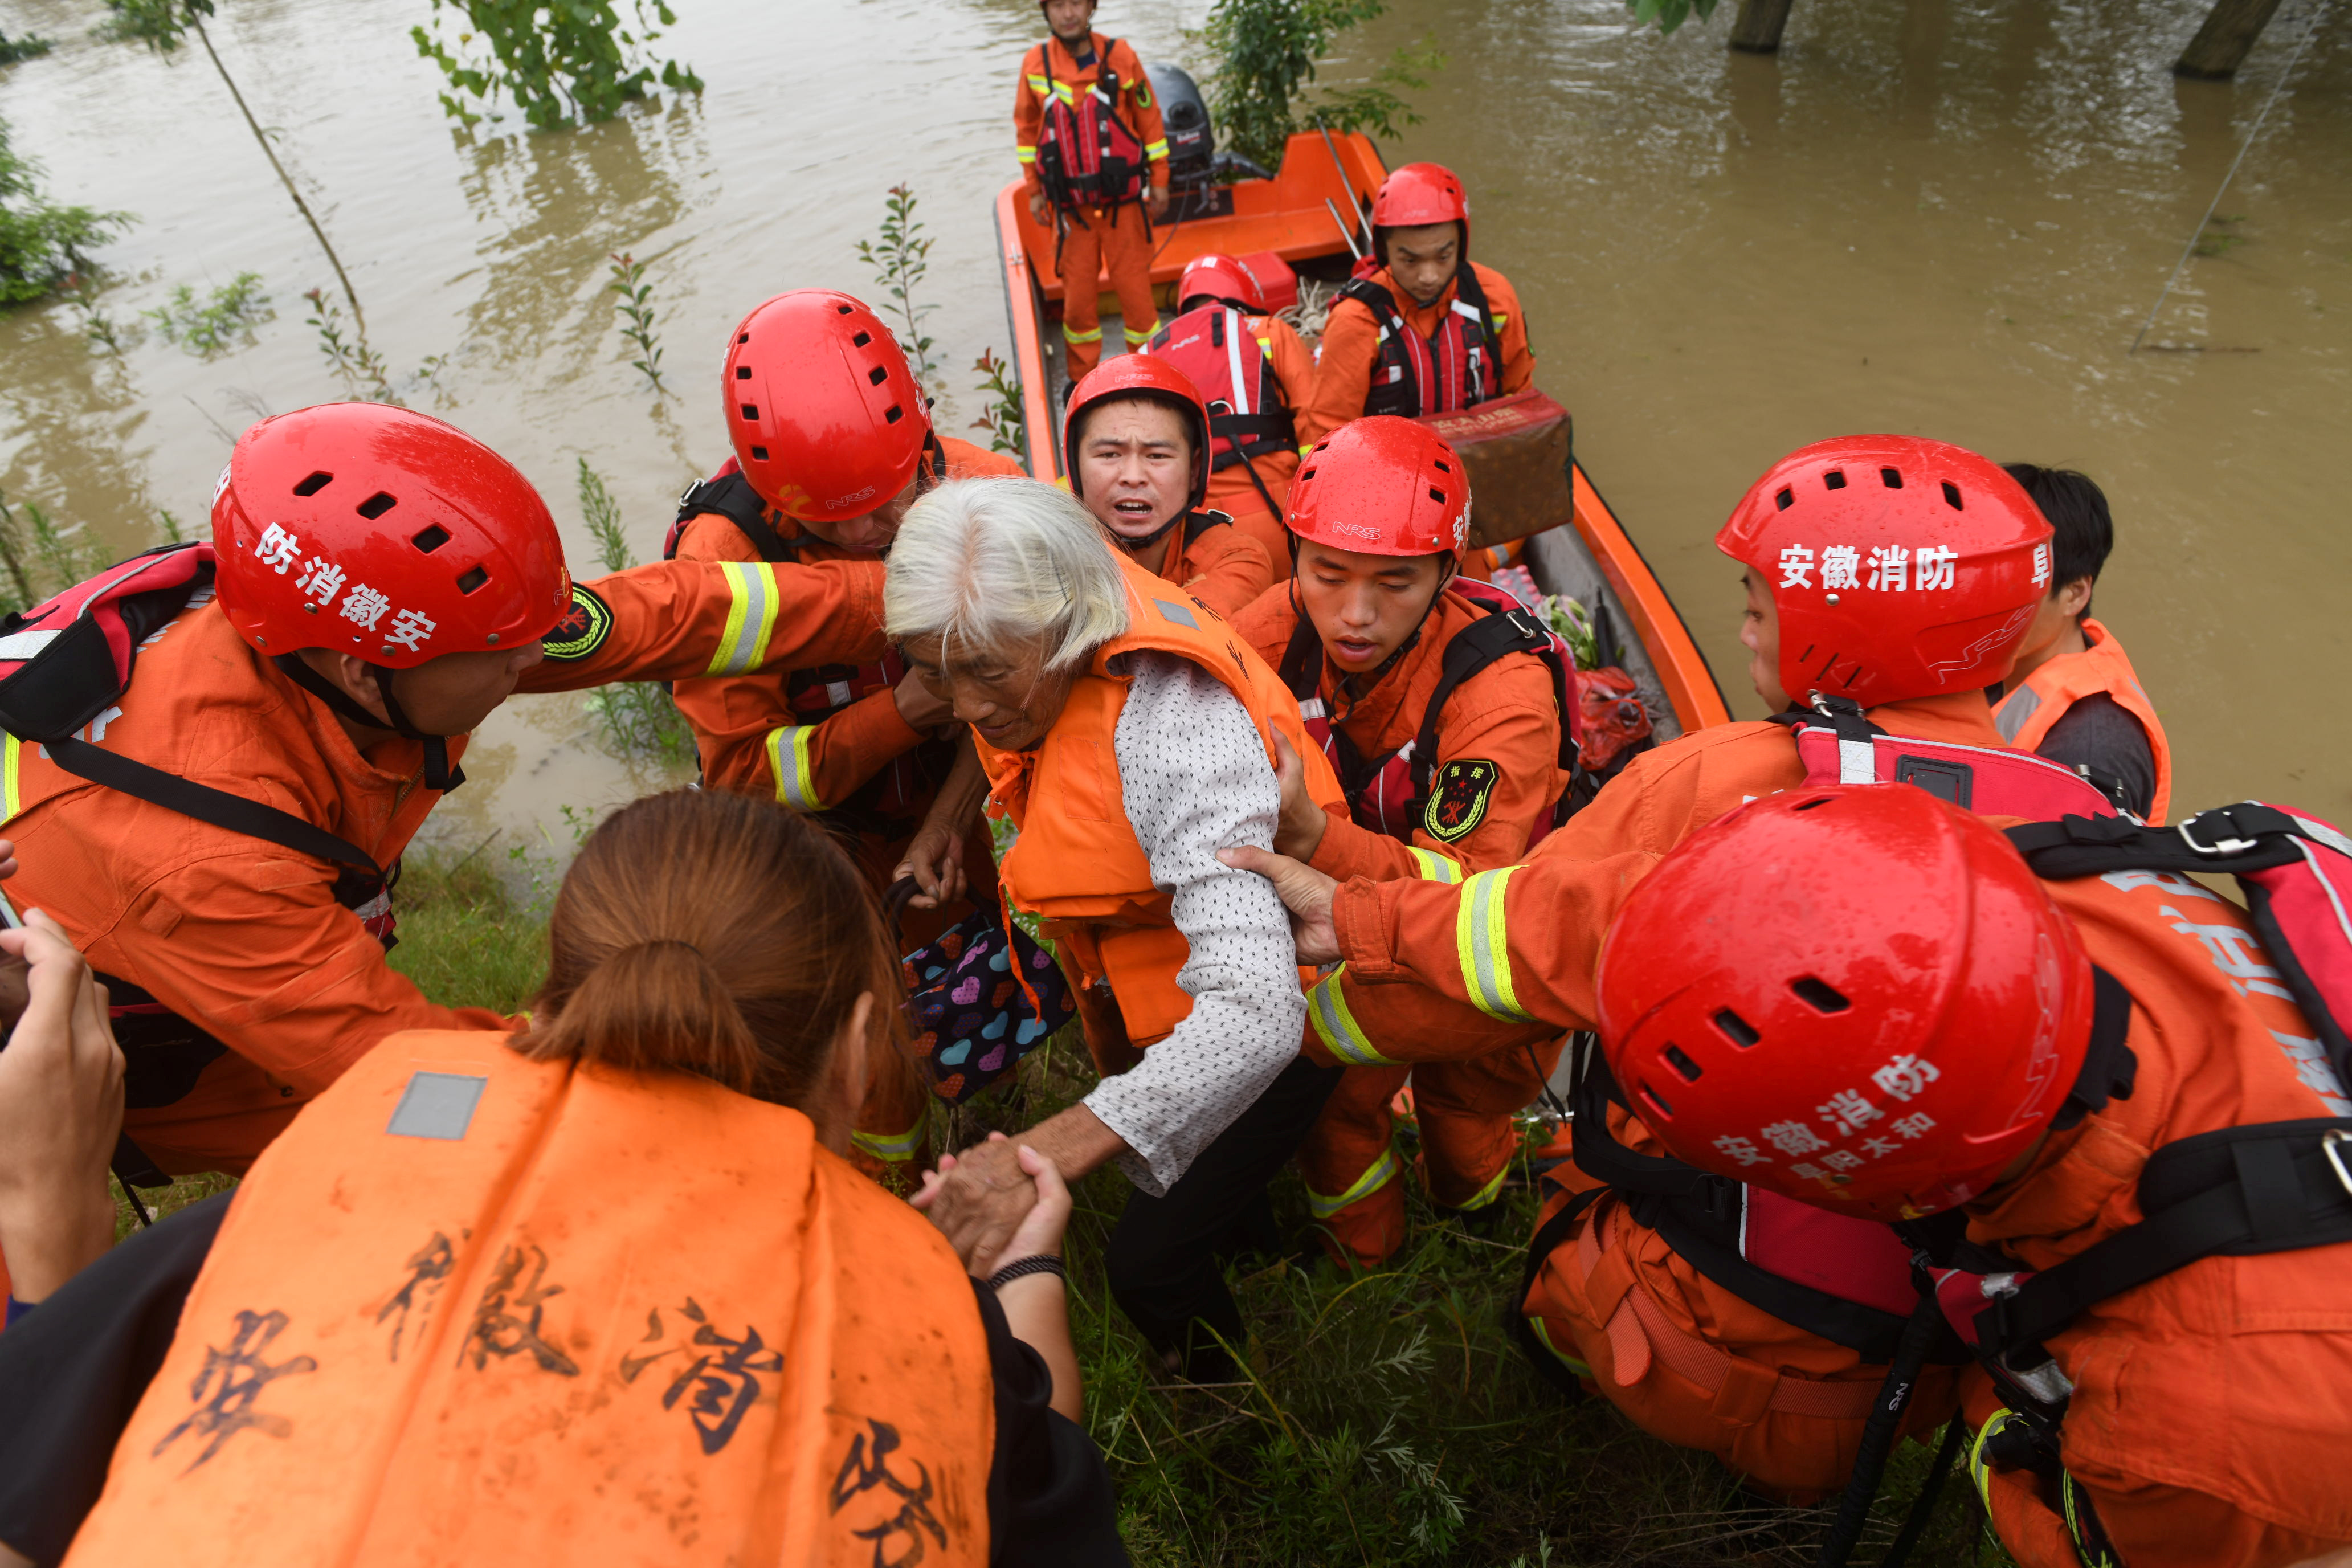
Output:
[1276, 577, 1578, 844]
[1337, 267, 1502, 420]
[667, 463, 950, 832]
[1143, 305, 1296, 476]
[1778, 694, 2124, 822]
[1027, 36, 1148, 213]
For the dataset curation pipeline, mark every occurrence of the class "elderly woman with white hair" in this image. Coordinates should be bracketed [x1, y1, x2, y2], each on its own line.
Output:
[895, 476, 1345, 1382]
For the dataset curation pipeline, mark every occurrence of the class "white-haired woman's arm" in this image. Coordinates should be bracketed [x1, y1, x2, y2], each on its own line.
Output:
[1082, 652, 1306, 1195]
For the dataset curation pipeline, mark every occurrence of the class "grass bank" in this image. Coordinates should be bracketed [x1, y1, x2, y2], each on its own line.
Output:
[115, 851, 2007, 1566]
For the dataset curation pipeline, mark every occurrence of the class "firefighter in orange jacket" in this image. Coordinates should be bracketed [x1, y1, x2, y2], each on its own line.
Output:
[1591, 786, 2352, 1568]
[1992, 463, 2171, 822]
[1016, 0, 1169, 379]
[1230, 418, 1574, 1267]
[1140, 252, 1318, 565]
[1064, 355, 1272, 619]
[1224, 436, 2079, 1497]
[0, 404, 890, 1190]
[1297, 163, 1536, 446]
[666, 291, 1023, 1177]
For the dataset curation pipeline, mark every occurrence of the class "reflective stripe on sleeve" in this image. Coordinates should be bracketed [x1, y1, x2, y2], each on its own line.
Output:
[765, 725, 823, 811]
[1305, 1144, 1402, 1219]
[1455, 866, 1536, 1022]
[1015, 145, 1038, 164]
[851, 1116, 926, 1164]
[1406, 846, 1463, 884]
[1143, 138, 1169, 161]
[0, 733, 22, 824]
[1307, 966, 1396, 1066]
[705, 561, 781, 676]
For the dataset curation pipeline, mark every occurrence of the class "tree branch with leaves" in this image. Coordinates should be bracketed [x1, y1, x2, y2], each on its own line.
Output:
[1203, 0, 1444, 173]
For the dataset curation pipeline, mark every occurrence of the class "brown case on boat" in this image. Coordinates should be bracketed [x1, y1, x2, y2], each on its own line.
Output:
[1416, 389, 1575, 549]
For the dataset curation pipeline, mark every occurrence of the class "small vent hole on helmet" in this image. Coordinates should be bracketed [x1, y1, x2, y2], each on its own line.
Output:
[1713, 1009, 1761, 1047]
[410, 524, 451, 554]
[734, 366, 752, 380]
[1941, 481, 1963, 510]
[868, 366, 888, 387]
[1774, 486, 1794, 510]
[852, 330, 872, 348]
[834, 303, 852, 315]
[1791, 977, 1851, 1014]
[1792, 795, 1835, 812]
[740, 403, 759, 421]
[1433, 458, 1452, 473]
[1661, 1043, 1704, 1082]
[356, 492, 398, 520]
[455, 565, 489, 595]
[1428, 486, 1447, 504]
[1637, 1082, 1675, 1121]
[293, 471, 334, 497]
[1881, 467, 1904, 488]
[750, 446, 770, 462]
[1300, 467, 1316, 481]
[1824, 470, 1848, 491]
[885, 405, 905, 424]
[737, 332, 751, 344]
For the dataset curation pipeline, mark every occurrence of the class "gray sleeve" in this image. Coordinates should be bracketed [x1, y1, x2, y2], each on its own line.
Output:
[1083, 652, 1306, 1195]
[2034, 693, 2157, 820]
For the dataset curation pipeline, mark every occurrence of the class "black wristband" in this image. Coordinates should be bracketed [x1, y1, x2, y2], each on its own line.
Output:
[986, 1254, 1067, 1292]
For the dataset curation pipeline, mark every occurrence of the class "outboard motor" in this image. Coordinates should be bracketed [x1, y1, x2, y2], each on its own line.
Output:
[1144, 63, 1216, 189]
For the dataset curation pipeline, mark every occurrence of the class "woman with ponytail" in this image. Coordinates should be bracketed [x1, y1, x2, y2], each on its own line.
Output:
[0, 790, 1125, 1568]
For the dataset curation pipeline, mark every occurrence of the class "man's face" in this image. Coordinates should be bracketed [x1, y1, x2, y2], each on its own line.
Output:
[1295, 540, 1448, 675]
[1077, 399, 1197, 545]
[1044, 0, 1095, 44]
[1385, 222, 1461, 307]
[1737, 566, 1790, 713]
[393, 641, 548, 736]
[2016, 575, 2095, 662]
[793, 471, 922, 555]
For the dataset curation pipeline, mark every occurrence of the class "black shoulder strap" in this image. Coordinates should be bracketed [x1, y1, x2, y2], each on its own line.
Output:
[42, 734, 382, 876]
[2006, 803, 2308, 880]
[1406, 598, 1553, 803]
[1183, 508, 1229, 548]
[1451, 260, 1500, 345]
[1336, 275, 1403, 327]
[674, 472, 802, 564]
[1276, 607, 1323, 702]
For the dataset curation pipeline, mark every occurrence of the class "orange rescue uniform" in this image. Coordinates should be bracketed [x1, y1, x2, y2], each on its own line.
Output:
[1994, 615, 2173, 824]
[1125, 513, 1273, 623]
[0, 558, 887, 1179]
[66, 1028, 993, 1568]
[1198, 316, 1317, 565]
[1297, 262, 1535, 446]
[1234, 582, 1570, 1265]
[1014, 33, 1167, 379]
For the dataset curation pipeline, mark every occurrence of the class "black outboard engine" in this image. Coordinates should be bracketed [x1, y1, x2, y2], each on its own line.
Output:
[1144, 63, 1215, 189]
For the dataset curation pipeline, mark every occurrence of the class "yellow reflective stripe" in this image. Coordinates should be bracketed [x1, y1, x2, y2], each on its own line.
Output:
[1305, 1144, 1403, 1218]
[1493, 311, 1511, 329]
[766, 725, 822, 811]
[0, 733, 22, 825]
[1527, 1316, 1592, 1377]
[1122, 323, 1155, 345]
[1062, 322, 1102, 344]
[1968, 1411, 2017, 1514]
[1143, 138, 1169, 160]
[1452, 1162, 1510, 1212]
[1456, 866, 1534, 1022]
[1015, 146, 1038, 164]
[1052, 82, 1077, 105]
[1025, 74, 1050, 93]
[705, 561, 781, 677]
[851, 1115, 926, 1163]
[1307, 966, 1396, 1066]
[1406, 846, 1463, 884]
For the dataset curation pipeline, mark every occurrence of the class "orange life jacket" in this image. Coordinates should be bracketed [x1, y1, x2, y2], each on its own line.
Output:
[978, 554, 1344, 1047]
[1992, 617, 2173, 824]
[65, 1029, 993, 1568]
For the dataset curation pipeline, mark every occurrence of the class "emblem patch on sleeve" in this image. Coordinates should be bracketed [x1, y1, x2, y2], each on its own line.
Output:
[540, 583, 612, 662]
[1424, 759, 1498, 843]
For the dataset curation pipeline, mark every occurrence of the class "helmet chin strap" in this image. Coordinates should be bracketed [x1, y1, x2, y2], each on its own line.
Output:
[1114, 507, 1188, 553]
[275, 654, 467, 792]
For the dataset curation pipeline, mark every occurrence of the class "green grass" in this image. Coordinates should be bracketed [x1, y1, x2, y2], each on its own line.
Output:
[113, 855, 2012, 1565]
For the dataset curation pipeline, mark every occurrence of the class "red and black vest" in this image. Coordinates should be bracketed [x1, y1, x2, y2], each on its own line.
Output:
[1337, 266, 1501, 420]
[667, 463, 952, 834]
[1277, 577, 1575, 844]
[1029, 36, 1148, 214]
[1144, 305, 1296, 475]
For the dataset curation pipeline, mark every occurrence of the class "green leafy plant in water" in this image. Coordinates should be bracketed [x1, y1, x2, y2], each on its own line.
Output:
[2195, 214, 2246, 259]
[142, 271, 271, 357]
[0, 487, 178, 615]
[1622, 0, 1724, 34]
[412, 0, 703, 133]
[575, 459, 693, 765]
[0, 115, 133, 306]
[63, 272, 137, 354]
[303, 287, 401, 403]
[970, 349, 1025, 457]
[607, 252, 665, 391]
[0, 31, 55, 64]
[1202, 0, 1445, 173]
[856, 185, 938, 392]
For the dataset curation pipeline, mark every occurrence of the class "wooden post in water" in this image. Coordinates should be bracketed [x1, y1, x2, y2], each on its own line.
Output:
[1729, 0, 1798, 52]
[2175, 0, 2284, 77]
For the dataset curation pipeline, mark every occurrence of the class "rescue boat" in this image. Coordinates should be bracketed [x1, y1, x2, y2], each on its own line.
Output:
[991, 117, 1730, 741]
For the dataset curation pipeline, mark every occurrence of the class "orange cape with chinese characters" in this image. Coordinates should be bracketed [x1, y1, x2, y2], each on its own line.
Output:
[64, 1030, 992, 1568]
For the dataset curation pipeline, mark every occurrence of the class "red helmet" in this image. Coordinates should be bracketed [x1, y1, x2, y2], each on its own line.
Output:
[212, 403, 570, 668]
[1288, 416, 1470, 557]
[1371, 162, 1470, 251]
[1177, 252, 1269, 314]
[1596, 785, 2094, 1222]
[1716, 436, 2052, 708]
[1063, 354, 1211, 511]
[724, 290, 932, 524]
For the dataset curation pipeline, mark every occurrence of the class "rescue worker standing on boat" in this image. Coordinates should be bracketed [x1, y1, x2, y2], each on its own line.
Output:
[1139, 252, 1318, 565]
[1297, 162, 1536, 444]
[1227, 436, 2091, 1500]
[1590, 786, 2352, 1568]
[665, 289, 1023, 1179]
[1016, 0, 1169, 380]
[1229, 418, 1575, 1268]
[1063, 356, 1273, 619]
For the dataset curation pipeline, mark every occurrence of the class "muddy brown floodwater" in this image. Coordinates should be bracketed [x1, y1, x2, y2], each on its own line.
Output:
[2, 0, 2346, 860]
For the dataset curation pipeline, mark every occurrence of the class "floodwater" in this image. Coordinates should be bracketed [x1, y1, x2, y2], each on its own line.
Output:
[2, 0, 2346, 856]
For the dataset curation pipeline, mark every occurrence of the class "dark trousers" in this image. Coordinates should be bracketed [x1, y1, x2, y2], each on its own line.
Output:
[1105, 1056, 1343, 1382]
